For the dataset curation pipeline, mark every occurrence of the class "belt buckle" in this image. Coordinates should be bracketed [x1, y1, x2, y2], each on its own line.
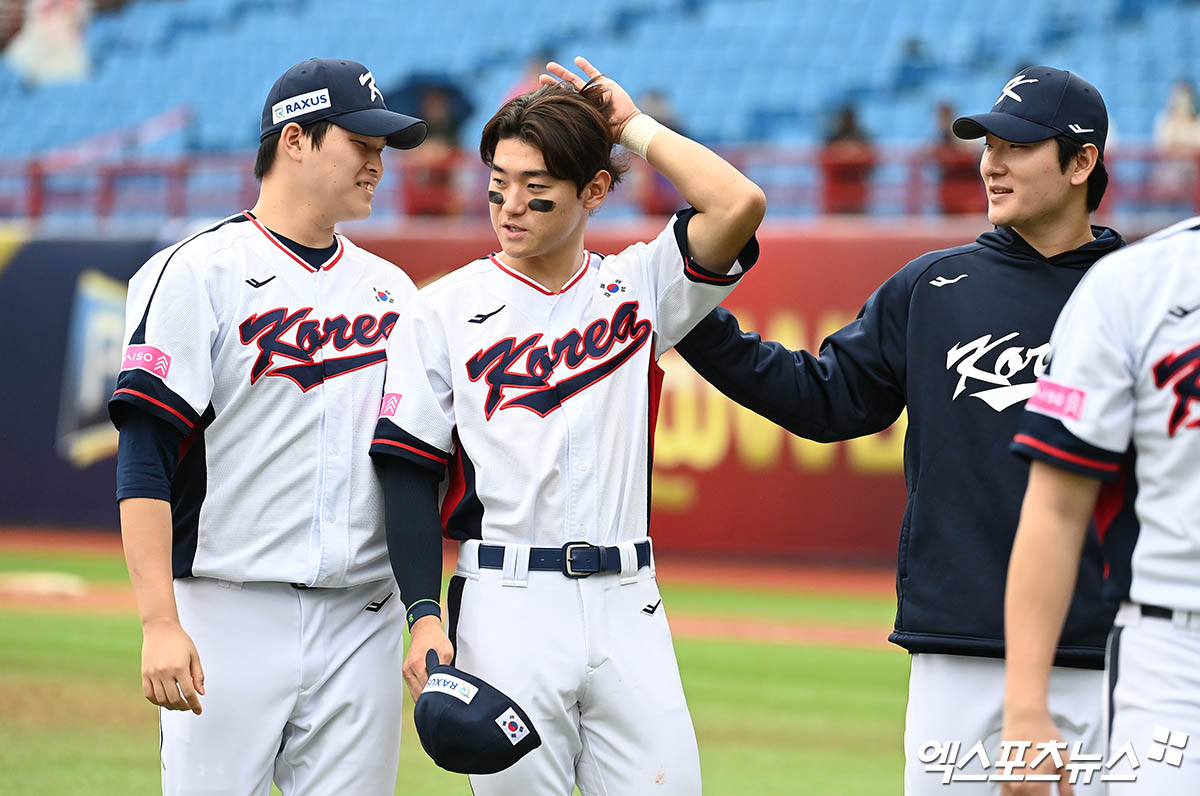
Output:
[562, 541, 598, 578]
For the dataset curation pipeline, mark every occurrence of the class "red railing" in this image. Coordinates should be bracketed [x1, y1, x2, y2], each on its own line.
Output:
[2, 145, 1198, 225]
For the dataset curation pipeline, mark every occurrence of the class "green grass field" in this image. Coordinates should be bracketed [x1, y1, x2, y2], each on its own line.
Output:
[0, 549, 909, 795]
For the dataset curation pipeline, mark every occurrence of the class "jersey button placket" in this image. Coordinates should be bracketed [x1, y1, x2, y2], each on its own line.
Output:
[312, 269, 341, 584]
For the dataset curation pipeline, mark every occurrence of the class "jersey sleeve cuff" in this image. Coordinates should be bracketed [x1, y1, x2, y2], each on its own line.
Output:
[671, 207, 760, 285]
[404, 598, 442, 629]
[108, 370, 200, 436]
[1010, 412, 1125, 481]
[370, 419, 450, 475]
[116, 487, 173, 502]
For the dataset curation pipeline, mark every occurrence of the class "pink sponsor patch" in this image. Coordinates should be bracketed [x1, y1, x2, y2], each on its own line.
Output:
[379, 393, 402, 417]
[121, 345, 171, 378]
[1026, 378, 1086, 421]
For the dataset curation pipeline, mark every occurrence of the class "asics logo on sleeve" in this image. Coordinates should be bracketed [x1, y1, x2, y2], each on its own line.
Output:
[239, 307, 400, 391]
[946, 332, 1051, 411]
[466, 301, 652, 419]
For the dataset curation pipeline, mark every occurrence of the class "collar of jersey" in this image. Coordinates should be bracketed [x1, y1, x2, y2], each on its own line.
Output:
[242, 211, 345, 273]
[488, 251, 593, 296]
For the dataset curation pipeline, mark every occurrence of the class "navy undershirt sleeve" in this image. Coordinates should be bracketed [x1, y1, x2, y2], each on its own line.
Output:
[378, 457, 445, 629]
[115, 409, 184, 501]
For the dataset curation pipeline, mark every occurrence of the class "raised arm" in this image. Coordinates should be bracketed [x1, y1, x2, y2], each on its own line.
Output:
[675, 269, 911, 442]
[545, 57, 765, 271]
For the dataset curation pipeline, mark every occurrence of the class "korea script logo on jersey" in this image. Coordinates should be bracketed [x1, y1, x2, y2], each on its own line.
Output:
[466, 300, 652, 419]
[945, 331, 1051, 411]
[1153, 342, 1200, 436]
[239, 307, 399, 392]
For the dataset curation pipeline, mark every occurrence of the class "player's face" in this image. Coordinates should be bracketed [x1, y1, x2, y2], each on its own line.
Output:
[487, 137, 598, 261]
[305, 125, 387, 223]
[980, 135, 1076, 230]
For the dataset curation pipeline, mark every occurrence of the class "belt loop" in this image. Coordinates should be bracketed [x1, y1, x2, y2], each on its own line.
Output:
[1175, 608, 1192, 631]
[617, 541, 639, 585]
[501, 544, 530, 588]
[457, 539, 481, 579]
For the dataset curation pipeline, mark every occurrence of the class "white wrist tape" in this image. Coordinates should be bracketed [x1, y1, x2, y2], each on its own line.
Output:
[618, 113, 665, 159]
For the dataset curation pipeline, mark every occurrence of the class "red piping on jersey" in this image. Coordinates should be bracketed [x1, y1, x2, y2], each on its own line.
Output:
[242, 211, 345, 272]
[1012, 434, 1120, 473]
[371, 438, 448, 465]
[113, 389, 194, 429]
[488, 252, 591, 295]
[683, 259, 740, 284]
[1092, 462, 1129, 579]
[440, 437, 467, 537]
[647, 356, 665, 461]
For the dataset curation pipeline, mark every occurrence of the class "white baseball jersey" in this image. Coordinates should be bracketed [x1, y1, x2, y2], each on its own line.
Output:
[1014, 216, 1200, 610]
[110, 211, 416, 586]
[371, 211, 757, 545]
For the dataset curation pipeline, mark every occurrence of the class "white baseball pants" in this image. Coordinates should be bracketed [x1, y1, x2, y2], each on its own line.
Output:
[1106, 602, 1200, 793]
[160, 577, 405, 796]
[450, 538, 701, 795]
[904, 652, 1104, 795]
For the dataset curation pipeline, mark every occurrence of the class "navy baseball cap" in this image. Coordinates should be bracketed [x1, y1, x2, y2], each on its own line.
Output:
[260, 58, 427, 150]
[414, 650, 542, 775]
[953, 66, 1108, 159]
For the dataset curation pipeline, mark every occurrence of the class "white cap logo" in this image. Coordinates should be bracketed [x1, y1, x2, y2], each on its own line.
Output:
[359, 71, 383, 102]
[997, 75, 1039, 105]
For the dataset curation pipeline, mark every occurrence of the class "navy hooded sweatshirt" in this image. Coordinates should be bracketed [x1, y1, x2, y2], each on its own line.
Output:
[675, 226, 1133, 668]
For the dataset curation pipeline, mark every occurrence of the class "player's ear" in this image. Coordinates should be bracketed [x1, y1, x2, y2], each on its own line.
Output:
[279, 123, 306, 164]
[580, 169, 611, 210]
[1070, 143, 1099, 187]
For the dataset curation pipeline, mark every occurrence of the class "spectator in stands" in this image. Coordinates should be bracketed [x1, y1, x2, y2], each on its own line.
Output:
[403, 85, 465, 215]
[929, 101, 984, 215]
[633, 89, 688, 215]
[820, 103, 875, 214]
[1153, 78, 1200, 205]
[4, 0, 90, 85]
[895, 36, 936, 92]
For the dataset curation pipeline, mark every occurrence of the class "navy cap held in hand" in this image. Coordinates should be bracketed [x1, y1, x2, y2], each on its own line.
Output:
[413, 649, 542, 775]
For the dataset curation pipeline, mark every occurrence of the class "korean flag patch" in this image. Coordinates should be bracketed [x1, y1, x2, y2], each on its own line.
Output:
[495, 707, 530, 745]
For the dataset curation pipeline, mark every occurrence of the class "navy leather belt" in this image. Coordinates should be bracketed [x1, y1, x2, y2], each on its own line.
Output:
[1141, 604, 1175, 620]
[478, 540, 651, 578]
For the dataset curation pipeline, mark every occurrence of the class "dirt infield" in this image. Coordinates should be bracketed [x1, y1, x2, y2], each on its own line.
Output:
[0, 528, 897, 649]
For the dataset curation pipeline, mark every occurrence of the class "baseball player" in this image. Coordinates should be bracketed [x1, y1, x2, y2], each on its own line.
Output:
[673, 68, 1125, 794]
[370, 56, 765, 794]
[108, 58, 426, 795]
[1003, 216, 1200, 795]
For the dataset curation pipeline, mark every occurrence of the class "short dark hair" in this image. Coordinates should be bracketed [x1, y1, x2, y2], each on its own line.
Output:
[479, 80, 627, 195]
[1055, 135, 1107, 212]
[254, 119, 334, 181]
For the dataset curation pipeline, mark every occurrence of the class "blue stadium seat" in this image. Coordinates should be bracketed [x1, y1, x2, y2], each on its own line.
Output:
[0, 0, 1188, 221]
